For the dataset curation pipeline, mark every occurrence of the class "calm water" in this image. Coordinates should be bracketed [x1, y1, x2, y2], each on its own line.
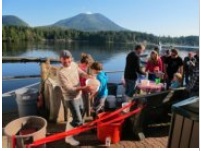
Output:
[2, 41, 197, 112]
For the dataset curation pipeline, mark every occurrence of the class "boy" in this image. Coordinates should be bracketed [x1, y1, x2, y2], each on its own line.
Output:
[169, 73, 182, 89]
[90, 62, 108, 113]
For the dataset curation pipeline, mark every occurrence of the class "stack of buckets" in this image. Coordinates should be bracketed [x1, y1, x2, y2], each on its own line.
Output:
[97, 112, 124, 145]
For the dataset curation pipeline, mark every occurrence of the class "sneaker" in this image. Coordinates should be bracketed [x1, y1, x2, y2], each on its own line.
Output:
[65, 136, 80, 146]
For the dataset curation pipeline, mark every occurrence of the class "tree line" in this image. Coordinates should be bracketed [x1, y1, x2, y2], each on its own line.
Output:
[2, 26, 199, 46]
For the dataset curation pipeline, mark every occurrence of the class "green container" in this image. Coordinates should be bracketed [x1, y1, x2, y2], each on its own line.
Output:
[155, 78, 160, 84]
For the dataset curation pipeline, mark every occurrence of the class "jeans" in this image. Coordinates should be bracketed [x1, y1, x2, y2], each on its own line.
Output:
[125, 79, 136, 97]
[93, 97, 107, 112]
[65, 97, 84, 127]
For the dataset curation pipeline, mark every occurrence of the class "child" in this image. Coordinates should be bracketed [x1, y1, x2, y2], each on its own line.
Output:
[90, 62, 108, 114]
[78, 53, 94, 86]
[78, 53, 94, 116]
[169, 73, 182, 89]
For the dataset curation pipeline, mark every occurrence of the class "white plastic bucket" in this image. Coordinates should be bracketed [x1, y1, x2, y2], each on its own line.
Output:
[106, 95, 116, 102]
[86, 78, 100, 93]
[122, 102, 130, 113]
[105, 95, 117, 110]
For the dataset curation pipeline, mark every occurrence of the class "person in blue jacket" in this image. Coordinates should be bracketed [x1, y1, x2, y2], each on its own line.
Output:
[169, 73, 182, 89]
[90, 61, 108, 113]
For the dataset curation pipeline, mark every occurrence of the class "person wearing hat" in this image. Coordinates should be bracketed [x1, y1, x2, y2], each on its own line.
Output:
[58, 50, 91, 146]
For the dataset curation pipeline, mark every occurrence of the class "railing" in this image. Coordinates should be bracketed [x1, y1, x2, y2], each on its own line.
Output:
[2, 57, 60, 63]
[2, 82, 40, 97]
[3, 57, 124, 80]
[2, 57, 125, 97]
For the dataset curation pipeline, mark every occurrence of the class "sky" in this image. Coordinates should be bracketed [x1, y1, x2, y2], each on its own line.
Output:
[2, 0, 199, 37]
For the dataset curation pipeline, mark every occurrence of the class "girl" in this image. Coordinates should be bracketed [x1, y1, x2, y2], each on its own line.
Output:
[145, 50, 163, 81]
[78, 53, 94, 86]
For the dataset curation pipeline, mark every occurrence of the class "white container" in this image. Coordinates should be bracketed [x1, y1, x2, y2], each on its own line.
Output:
[122, 102, 130, 113]
[86, 78, 100, 93]
[105, 136, 111, 147]
[4, 116, 47, 148]
[106, 95, 116, 102]
[15, 88, 38, 117]
[105, 95, 117, 109]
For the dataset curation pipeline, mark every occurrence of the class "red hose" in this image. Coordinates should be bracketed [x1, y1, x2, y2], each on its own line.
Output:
[27, 101, 143, 148]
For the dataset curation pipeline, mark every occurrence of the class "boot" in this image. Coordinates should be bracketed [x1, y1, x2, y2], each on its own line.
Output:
[65, 121, 80, 146]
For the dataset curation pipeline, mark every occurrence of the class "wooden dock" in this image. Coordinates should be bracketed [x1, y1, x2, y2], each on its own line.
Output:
[2, 110, 169, 148]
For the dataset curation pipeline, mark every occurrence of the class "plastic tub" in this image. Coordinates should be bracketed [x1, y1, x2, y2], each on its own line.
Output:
[15, 88, 38, 117]
[105, 95, 117, 111]
[4, 116, 47, 148]
[97, 112, 124, 144]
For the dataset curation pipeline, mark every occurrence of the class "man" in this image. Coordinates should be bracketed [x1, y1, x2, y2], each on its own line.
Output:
[186, 52, 199, 97]
[164, 49, 183, 88]
[183, 52, 196, 85]
[160, 49, 171, 73]
[58, 50, 90, 146]
[194, 50, 199, 63]
[124, 44, 146, 100]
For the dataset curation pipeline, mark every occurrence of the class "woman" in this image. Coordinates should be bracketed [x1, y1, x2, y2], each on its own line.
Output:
[145, 50, 163, 81]
[78, 53, 94, 116]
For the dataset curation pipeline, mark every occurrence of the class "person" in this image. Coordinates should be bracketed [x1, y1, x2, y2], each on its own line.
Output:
[164, 49, 183, 88]
[169, 73, 182, 89]
[194, 50, 199, 64]
[183, 52, 196, 85]
[161, 49, 171, 72]
[124, 44, 146, 100]
[145, 50, 163, 81]
[90, 61, 108, 114]
[58, 50, 91, 146]
[78, 53, 94, 116]
[78, 53, 94, 86]
[154, 46, 160, 54]
[186, 51, 199, 96]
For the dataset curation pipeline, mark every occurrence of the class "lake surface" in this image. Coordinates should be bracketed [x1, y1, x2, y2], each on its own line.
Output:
[2, 41, 198, 112]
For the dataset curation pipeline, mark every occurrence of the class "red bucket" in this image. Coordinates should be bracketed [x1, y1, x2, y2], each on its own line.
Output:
[97, 112, 124, 144]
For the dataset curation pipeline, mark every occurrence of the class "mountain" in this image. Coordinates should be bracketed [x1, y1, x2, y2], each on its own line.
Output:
[52, 13, 126, 32]
[2, 15, 29, 27]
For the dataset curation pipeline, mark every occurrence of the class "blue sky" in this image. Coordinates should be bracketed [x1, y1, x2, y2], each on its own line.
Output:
[2, 0, 199, 37]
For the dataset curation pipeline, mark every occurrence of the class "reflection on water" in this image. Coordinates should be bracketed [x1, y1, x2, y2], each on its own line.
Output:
[3, 42, 132, 77]
[3, 41, 197, 83]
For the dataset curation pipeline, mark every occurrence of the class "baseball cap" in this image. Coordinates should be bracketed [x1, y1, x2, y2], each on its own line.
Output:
[60, 50, 72, 58]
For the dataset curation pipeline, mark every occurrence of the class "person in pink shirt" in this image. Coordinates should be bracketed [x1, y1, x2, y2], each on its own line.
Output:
[145, 50, 163, 81]
[78, 53, 94, 116]
[78, 53, 94, 86]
